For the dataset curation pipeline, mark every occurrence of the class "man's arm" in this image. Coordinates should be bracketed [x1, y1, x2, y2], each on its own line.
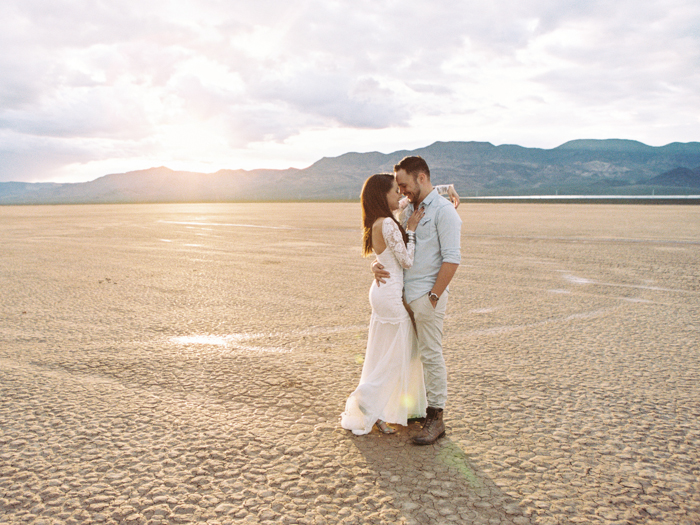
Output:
[371, 259, 391, 286]
[430, 203, 462, 306]
[430, 262, 459, 299]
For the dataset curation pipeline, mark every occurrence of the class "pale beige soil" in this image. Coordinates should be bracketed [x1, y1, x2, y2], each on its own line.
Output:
[0, 202, 698, 525]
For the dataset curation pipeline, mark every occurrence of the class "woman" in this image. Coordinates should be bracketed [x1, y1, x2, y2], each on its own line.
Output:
[340, 173, 427, 435]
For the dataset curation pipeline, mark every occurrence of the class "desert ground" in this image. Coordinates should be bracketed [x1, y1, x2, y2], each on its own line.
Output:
[1, 202, 698, 525]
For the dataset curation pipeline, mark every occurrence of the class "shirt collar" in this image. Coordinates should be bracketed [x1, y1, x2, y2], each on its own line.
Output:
[419, 188, 439, 208]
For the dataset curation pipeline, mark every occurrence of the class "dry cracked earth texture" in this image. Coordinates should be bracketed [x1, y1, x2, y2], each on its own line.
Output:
[0, 202, 698, 525]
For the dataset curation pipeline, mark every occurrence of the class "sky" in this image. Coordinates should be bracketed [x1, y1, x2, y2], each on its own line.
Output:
[1, 0, 699, 183]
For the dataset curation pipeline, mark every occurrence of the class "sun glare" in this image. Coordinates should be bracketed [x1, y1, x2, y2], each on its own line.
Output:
[229, 25, 275, 59]
[172, 335, 229, 346]
[177, 57, 245, 93]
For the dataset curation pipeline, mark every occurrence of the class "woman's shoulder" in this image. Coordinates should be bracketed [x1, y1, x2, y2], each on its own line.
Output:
[372, 216, 393, 229]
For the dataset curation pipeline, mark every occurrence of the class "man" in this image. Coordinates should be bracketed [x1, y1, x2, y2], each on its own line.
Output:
[372, 156, 462, 445]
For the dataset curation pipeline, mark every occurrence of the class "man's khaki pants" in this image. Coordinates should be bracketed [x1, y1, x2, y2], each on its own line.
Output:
[408, 291, 448, 409]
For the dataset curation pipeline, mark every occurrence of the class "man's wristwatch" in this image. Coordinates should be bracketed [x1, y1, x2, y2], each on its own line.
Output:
[428, 292, 439, 302]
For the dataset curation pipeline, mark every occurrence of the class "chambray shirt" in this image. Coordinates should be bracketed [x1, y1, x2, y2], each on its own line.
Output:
[400, 189, 462, 304]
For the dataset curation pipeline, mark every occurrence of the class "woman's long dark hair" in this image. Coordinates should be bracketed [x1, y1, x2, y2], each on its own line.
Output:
[360, 173, 408, 256]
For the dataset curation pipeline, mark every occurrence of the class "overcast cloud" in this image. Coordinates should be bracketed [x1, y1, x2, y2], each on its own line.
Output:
[1, 0, 698, 182]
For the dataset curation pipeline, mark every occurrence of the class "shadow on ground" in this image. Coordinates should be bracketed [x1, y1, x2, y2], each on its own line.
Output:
[346, 423, 531, 525]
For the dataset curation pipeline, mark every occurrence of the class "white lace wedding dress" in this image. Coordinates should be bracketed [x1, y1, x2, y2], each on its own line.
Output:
[341, 218, 427, 435]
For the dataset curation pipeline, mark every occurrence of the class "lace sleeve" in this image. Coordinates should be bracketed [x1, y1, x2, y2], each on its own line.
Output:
[382, 218, 415, 269]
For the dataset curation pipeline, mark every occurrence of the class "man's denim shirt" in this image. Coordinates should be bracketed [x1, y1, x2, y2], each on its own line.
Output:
[400, 188, 462, 304]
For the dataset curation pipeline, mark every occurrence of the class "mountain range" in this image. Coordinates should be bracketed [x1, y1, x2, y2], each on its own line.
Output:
[2, 139, 700, 204]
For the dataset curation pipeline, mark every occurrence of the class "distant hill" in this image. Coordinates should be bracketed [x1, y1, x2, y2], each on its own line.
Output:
[2, 139, 700, 204]
[644, 166, 700, 188]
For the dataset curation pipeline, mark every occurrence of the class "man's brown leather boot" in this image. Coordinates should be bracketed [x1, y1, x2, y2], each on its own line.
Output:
[412, 407, 445, 445]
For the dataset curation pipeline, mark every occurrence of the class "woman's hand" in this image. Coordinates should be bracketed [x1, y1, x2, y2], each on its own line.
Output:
[406, 207, 425, 232]
[447, 185, 460, 208]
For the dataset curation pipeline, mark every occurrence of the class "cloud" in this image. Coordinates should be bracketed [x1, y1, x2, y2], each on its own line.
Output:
[0, 0, 698, 182]
[527, 0, 700, 116]
[250, 71, 407, 129]
[0, 130, 116, 182]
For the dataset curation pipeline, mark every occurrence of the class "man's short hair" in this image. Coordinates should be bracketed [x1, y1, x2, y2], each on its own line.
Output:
[394, 156, 430, 180]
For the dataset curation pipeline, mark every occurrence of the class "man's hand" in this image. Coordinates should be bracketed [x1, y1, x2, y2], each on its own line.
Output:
[371, 259, 391, 286]
[447, 185, 460, 208]
[429, 294, 439, 308]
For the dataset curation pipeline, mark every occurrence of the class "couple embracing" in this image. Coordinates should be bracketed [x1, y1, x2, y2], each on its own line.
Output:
[340, 156, 462, 445]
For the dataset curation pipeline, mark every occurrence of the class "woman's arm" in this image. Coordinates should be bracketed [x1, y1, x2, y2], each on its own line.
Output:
[398, 184, 460, 210]
[436, 184, 460, 208]
[383, 218, 415, 269]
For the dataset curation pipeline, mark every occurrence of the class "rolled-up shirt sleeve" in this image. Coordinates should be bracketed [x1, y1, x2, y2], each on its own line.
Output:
[437, 205, 462, 264]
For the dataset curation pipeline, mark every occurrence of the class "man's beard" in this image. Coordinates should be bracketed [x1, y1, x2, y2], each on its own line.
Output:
[409, 188, 422, 203]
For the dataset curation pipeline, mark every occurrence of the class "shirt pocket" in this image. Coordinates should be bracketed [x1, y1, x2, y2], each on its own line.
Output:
[416, 216, 433, 242]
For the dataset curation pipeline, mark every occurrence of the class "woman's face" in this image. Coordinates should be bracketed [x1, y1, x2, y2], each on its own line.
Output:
[386, 178, 401, 211]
